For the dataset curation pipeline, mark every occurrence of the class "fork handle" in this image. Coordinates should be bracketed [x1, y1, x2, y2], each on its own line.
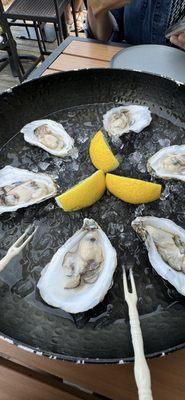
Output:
[0, 254, 12, 272]
[0, 248, 19, 272]
[128, 302, 153, 400]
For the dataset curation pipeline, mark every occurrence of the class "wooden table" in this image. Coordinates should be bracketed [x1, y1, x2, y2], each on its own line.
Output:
[28, 36, 124, 80]
[1, 36, 185, 400]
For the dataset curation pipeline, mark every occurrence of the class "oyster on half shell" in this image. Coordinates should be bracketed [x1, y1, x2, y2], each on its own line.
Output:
[0, 166, 57, 214]
[37, 218, 117, 313]
[147, 145, 185, 182]
[103, 105, 152, 138]
[21, 119, 78, 158]
[132, 216, 185, 296]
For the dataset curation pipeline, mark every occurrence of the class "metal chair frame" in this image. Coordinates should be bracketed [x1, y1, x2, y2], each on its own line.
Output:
[0, 1, 42, 82]
[0, 0, 78, 81]
[3, 0, 78, 55]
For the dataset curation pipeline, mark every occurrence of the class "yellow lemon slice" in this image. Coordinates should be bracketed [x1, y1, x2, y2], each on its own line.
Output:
[89, 130, 119, 172]
[106, 174, 162, 204]
[56, 170, 106, 211]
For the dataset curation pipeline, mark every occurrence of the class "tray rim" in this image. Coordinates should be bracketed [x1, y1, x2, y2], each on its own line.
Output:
[1, 331, 185, 364]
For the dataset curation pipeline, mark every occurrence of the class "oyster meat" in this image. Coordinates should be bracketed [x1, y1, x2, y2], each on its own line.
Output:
[147, 145, 185, 182]
[0, 166, 57, 214]
[103, 105, 152, 138]
[37, 218, 117, 313]
[132, 216, 185, 296]
[21, 119, 78, 158]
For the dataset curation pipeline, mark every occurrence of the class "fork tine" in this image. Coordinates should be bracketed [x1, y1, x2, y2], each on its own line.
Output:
[129, 268, 137, 295]
[14, 225, 37, 249]
[13, 229, 29, 247]
[13, 225, 33, 246]
[0, 225, 38, 273]
[18, 227, 38, 250]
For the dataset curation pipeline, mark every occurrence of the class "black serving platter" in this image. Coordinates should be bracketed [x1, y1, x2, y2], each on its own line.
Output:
[0, 69, 185, 363]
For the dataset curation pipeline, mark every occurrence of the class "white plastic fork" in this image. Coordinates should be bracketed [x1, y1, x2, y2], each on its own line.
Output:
[0, 225, 38, 272]
[123, 267, 153, 400]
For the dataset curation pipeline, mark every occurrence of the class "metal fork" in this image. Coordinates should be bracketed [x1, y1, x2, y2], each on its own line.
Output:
[0, 224, 38, 272]
[123, 266, 153, 400]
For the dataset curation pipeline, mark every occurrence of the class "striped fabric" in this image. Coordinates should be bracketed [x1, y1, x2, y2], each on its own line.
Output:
[168, 0, 185, 28]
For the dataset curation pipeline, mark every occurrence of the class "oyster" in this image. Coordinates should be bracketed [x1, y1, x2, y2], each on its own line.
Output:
[21, 119, 78, 158]
[103, 105, 152, 138]
[37, 218, 117, 313]
[0, 166, 57, 214]
[132, 216, 185, 296]
[147, 145, 185, 182]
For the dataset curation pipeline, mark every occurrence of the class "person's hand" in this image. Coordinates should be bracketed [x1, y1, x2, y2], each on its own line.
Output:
[170, 32, 185, 49]
[88, 0, 132, 17]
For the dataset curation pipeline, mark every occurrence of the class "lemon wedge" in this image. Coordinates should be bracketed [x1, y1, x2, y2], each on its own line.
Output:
[106, 174, 161, 204]
[56, 170, 106, 211]
[89, 130, 119, 172]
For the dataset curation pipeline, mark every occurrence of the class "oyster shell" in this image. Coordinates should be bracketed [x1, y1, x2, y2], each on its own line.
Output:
[132, 216, 185, 296]
[103, 105, 152, 138]
[21, 119, 78, 158]
[147, 145, 185, 182]
[37, 218, 117, 313]
[0, 166, 57, 214]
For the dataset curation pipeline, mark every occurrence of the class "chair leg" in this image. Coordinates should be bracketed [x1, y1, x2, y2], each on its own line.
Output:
[8, 49, 25, 77]
[4, 25, 23, 81]
[38, 22, 47, 54]
[0, 3, 23, 80]
[0, 54, 9, 72]
[57, 14, 64, 43]
[54, 0, 65, 43]
[33, 22, 44, 60]
[54, 22, 59, 45]
[71, 0, 78, 37]
[61, 13, 68, 40]
[23, 20, 31, 39]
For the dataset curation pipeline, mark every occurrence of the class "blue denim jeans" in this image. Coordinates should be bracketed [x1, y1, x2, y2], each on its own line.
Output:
[124, 0, 171, 45]
[86, 0, 172, 45]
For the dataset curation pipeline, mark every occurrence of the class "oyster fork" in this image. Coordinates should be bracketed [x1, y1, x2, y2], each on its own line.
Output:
[0, 224, 38, 272]
[123, 266, 153, 400]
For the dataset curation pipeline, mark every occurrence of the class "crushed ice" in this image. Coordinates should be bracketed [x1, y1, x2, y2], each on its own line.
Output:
[134, 204, 145, 217]
[158, 138, 171, 147]
[31, 165, 39, 173]
[107, 222, 124, 236]
[160, 183, 171, 201]
[38, 161, 50, 171]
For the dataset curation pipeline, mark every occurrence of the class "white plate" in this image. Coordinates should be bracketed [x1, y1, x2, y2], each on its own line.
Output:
[111, 44, 185, 84]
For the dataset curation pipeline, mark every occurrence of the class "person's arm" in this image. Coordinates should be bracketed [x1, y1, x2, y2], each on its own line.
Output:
[88, 6, 114, 41]
[170, 32, 185, 49]
[87, 0, 132, 41]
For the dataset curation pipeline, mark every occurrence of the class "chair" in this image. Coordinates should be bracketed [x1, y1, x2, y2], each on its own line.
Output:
[0, 1, 42, 81]
[3, 0, 78, 56]
[0, 28, 22, 80]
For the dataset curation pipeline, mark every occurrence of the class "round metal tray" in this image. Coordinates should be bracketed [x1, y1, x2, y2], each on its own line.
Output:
[0, 69, 185, 363]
